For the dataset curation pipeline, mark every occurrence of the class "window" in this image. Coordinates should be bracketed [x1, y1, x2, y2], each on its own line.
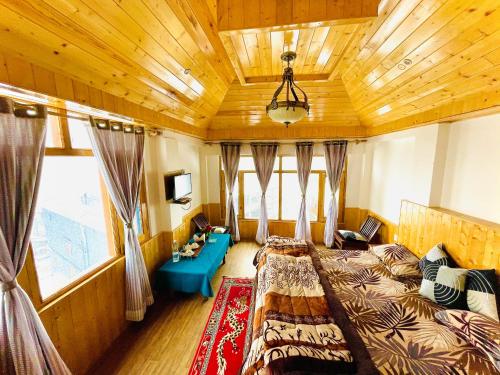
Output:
[67, 114, 92, 149]
[31, 157, 114, 298]
[244, 173, 279, 219]
[134, 173, 150, 243]
[30, 109, 120, 300]
[220, 155, 346, 223]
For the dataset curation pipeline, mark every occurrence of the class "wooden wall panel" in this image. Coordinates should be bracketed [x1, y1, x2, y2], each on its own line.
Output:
[343, 207, 398, 244]
[398, 200, 500, 273]
[203, 203, 224, 227]
[170, 205, 204, 246]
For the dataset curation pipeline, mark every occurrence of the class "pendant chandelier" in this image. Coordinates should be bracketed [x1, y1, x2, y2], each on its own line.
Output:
[266, 51, 310, 126]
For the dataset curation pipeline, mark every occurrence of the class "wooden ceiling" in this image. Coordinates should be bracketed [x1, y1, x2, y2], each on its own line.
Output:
[212, 79, 360, 129]
[220, 24, 362, 82]
[0, 0, 499, 138]
[0, 0, 233, 128]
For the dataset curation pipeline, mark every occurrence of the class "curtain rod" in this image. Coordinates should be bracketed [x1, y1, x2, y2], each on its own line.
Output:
[205, 138, 367, 146]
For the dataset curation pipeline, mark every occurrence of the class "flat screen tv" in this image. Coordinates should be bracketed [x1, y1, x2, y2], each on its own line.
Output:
[173, 173, 192, 200]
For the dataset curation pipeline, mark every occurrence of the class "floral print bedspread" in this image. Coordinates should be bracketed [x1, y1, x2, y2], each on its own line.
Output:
[317, 248, 499, 375]
[241, 237, 354, 375]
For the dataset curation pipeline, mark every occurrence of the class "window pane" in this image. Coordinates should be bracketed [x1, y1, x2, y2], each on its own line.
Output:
[281, 173, 318, 221]
[307, 174, 319, 222]
[311, 156, 326, 170]
[267, 174, 279, 220]
[133, 204, 143, 235]
[243, 173, 278, 219]
[238, 156, 255, 171]
[31, 156, 113, 299]
[45, 115, 63, 148]
[282, 156, 297, 170]
[68, 116, 92, 149]
[324, 180, 340, 218]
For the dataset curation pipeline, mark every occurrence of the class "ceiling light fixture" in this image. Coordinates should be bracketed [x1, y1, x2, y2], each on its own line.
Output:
[266, 51, 309, 127]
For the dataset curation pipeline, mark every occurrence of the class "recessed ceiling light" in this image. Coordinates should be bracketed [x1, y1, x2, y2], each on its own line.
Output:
[403, 58, 412, 65]
[397, 64, 406, 70]
[183, 68, 191, 75]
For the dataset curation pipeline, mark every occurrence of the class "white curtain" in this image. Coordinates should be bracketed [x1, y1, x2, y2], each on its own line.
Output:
[88, 118, 153, 321]
[294, 142, 313, 241]
[221, 143, 241, 242]
[251, 143, 278, 244]
[0, 97, 71, 374]
[324, 141, 347, 247]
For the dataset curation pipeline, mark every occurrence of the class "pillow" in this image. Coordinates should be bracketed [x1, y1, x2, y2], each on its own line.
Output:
[418, 243, 449, 272]
[338, 230, 367, 242]
[419, 255, 451, 302]
[371, 244, 421, 277]
[467, 269, 499, 321]
[433, 266, 468, 309]
[435, 309, 500, 371]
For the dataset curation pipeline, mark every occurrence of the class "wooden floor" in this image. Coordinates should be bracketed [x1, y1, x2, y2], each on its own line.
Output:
[90, 241, 259, 375]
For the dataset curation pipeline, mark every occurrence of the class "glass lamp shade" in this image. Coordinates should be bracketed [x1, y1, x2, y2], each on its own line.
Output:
[267, 103, 307, 125]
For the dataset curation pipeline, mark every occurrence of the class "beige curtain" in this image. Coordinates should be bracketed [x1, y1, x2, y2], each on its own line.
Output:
[294, 142, 313, 241]
[221, 143, 241, 241]
[251, 143, 278, 244]
[324, 141, 347, 247]
[0, 97, 71, 374]
[88, 118, 153, 321]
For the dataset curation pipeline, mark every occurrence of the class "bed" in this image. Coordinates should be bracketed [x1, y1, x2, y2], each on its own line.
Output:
[242, 236, 499, 375]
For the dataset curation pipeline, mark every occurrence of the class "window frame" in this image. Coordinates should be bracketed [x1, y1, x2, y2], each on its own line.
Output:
[25, 108, 149, 308]
[219, 155, 347, 225]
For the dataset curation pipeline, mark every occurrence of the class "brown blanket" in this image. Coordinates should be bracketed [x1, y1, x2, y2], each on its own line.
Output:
[241, 236, 355, 374]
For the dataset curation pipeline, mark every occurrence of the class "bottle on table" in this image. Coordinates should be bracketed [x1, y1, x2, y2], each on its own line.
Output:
[172, 240, 180, 263]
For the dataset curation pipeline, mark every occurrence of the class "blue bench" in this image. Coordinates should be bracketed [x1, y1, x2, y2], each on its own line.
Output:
[156, 233, 233, 297]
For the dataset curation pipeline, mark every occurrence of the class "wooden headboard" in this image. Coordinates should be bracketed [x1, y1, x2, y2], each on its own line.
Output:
[398, 200, 500, 274]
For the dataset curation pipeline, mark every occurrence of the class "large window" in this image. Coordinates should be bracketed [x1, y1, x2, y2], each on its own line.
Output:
[221, 155, 346, 223]
[32, 156, 114, 298]
[29, 109, 149, 300]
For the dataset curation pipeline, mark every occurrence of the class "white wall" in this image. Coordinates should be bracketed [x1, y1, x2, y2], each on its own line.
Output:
[345, 113, 500, 225]
[143, 132, 204, 235]
[440, 114, 500, 223]
[346, 125, 443, 223]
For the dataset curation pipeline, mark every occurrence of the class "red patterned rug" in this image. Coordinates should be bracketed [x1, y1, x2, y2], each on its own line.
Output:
[188, 277, 255, 375]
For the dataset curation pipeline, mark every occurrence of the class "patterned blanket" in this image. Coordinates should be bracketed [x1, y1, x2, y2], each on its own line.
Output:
[241, 236, 355, 374]
[316, 248, 500, 375]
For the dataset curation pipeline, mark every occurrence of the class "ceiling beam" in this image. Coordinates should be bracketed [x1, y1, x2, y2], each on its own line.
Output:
[217, 0, 379, 32]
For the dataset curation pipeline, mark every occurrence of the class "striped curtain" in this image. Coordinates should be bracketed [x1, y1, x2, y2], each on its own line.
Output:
[88, 118, 153, 321]
[0, 97, 71, 374]
[324, 141, 348, 247]
[221, 143, 241, 242]
[251, 143, 278, 244]
[294, 142, 313, 241]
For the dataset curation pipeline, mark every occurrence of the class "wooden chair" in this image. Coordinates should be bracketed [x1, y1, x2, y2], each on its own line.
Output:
[191, 213, 230, 235]
[333, 215, 382, 250]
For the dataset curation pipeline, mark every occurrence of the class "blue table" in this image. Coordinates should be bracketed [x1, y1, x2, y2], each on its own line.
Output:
[156, 233, 233, 297]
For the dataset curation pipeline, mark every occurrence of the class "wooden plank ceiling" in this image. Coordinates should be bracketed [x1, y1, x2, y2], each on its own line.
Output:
[0, 0, 233, 128]
[214, 0, 500, 136]
[0, 0, 499, 137]
[213, 79, 360, 129]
